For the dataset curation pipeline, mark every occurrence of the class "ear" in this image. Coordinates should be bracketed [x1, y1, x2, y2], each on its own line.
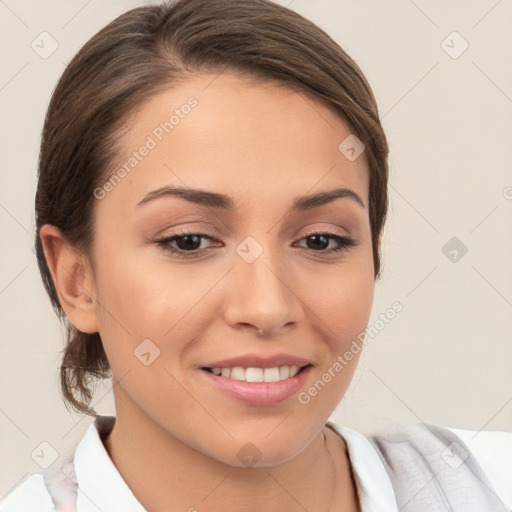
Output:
[39, 224, 99, 334]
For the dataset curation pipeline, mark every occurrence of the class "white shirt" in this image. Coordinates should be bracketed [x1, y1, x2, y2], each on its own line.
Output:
[1, 416, 511, 511]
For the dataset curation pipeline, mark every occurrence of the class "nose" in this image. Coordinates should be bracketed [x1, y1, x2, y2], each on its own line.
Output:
[222, 242, 305, 337]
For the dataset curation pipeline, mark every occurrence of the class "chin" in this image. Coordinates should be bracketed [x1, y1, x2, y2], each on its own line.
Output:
[206, 429, 311, 469]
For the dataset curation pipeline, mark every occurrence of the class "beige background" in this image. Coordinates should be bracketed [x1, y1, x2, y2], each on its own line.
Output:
[1, 0, 511, 498]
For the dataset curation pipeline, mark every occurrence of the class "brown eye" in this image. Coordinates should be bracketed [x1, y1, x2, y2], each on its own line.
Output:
[297, 233, 356, 253]
[172, 234, 204, 251]
[155, 233, 217, 258]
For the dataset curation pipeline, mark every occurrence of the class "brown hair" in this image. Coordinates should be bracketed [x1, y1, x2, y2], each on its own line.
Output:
[35, 0, 389, 416]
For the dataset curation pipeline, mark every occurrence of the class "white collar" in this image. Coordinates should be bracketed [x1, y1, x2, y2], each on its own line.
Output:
[73, 415, 398, 511]
[326, 421, 398, 512]
[73, 416, 145, 512]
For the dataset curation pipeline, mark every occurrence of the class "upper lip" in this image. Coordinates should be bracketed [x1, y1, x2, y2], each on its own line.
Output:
[202, 353, 313, 370]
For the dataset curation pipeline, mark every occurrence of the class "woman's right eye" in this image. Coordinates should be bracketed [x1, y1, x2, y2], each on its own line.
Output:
[154, 233, 216, 258]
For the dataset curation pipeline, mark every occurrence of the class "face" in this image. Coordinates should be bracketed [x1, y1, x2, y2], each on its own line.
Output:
[87, 72, 375, 466]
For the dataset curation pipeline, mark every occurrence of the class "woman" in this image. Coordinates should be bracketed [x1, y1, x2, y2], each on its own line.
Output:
[2, 0, 511, 510]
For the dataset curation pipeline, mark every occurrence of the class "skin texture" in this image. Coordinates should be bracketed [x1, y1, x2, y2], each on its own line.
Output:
[40, 72, 374, 511]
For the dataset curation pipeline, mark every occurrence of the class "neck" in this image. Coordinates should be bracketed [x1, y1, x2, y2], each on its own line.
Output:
[103, 392, 359, 511]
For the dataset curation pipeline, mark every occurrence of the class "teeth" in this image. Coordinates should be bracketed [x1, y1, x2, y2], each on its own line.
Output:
[208, 365, 304, 382]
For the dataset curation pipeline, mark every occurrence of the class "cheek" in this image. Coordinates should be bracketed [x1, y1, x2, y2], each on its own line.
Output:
[306, 253, 374, 339]
[302, 251, 374, 387]
[290, 262, 374, 438]
[326, 273, 374, 340]
[91, 241, 219, 365]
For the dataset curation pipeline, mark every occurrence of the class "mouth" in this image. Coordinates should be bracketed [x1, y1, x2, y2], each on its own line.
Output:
[201, 364, 312, 383]
[199, 364, 313, 407]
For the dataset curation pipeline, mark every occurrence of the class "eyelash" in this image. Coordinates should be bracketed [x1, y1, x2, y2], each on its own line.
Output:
[154, 229, 356, 259]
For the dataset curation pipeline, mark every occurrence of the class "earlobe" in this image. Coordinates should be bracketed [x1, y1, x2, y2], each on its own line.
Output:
[39, 224, 99, 334]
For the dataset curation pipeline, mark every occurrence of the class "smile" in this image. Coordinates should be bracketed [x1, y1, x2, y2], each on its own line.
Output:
[200, 365, 313, 406]
[203, 365, 307, 382]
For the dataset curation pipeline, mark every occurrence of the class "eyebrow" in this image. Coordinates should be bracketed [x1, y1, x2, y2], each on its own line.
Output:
[136, 185, 365, 212]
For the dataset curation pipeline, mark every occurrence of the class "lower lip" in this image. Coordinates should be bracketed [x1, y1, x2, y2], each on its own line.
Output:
[199, 366, 313, 407]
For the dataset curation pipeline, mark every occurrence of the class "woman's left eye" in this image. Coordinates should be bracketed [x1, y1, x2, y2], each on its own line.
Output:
[154, 231, 356, 258]
[295, 233, 356, 253]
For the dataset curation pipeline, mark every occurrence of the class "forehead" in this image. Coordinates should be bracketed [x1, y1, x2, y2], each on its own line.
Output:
[99, 72, 369, 213]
